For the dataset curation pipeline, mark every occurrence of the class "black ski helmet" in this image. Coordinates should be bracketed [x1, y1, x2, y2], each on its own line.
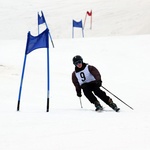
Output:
[72, 55, 83, 65]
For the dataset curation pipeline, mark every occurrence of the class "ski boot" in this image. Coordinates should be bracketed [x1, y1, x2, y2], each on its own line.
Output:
[108, 99, 120, 112]
[94, 101, 103, 111]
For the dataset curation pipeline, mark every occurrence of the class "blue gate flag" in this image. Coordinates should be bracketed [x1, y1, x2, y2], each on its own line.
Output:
[37, 11, 54, 48]
[17, 28, 50, 112]
[72, 20, 84, 38]
[25, 28, 49, 54]
[73, 20, 83, 28]
[38, 11, 45, 25]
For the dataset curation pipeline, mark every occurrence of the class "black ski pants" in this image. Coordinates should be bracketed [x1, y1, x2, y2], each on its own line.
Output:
[81, 82, 110, 105]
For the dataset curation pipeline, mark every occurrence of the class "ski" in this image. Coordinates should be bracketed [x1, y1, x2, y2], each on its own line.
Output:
[96, 110, 103, 112]
[95, 107, 120, 112]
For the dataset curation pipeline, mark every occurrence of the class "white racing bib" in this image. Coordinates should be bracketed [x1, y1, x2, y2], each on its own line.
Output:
[75, 65, 96, 85]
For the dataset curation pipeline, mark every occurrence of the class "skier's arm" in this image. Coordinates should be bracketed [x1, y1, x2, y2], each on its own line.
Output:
[72, 71, 81, 96]
[88, 65, 101, 81]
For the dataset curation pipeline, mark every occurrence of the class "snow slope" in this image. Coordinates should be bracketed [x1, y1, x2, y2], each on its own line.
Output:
[1, 35, 150, 150]
[0, 0, 150, 39]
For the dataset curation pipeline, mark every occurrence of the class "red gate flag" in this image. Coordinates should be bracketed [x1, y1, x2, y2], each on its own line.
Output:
[87, 10, 92, 16]
[25, 28, 49, 54]
[84, 10, 92, 29]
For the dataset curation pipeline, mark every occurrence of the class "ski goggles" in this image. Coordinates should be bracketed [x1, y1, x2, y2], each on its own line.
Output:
[74, 60, 82, 66]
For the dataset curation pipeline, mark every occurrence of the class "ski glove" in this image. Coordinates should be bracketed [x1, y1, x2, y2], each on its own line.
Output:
[95, 80, 102, 87]
[77, 91, 82, 97]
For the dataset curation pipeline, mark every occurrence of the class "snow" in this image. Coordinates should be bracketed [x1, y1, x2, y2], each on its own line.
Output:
[0, 0, 150, 150]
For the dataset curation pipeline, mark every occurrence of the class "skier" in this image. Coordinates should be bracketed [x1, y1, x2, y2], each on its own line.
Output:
[72, 55, 120, 112]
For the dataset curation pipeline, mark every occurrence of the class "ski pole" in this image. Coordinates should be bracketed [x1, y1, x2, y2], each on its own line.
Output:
[101, 86, 134, 110]
[79, 97, 83, 108]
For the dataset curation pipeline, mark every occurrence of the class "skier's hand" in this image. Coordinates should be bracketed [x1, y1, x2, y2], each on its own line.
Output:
[95, 80, 102, 87]
[77, 91, 82, 97]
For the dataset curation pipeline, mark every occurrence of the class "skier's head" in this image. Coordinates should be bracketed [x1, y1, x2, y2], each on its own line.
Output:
[72, 55, 83, 66]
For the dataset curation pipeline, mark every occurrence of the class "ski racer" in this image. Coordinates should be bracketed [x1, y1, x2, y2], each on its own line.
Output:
[72, 55, 120, 112]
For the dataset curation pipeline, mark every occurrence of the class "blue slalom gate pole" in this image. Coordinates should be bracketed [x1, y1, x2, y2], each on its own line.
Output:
[17, 54, 27, 111]
[38, 12, 40, 35]
[46, 45, 50, 112]
[41, 11, 54, 48]
[82, 27, 84, 38]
